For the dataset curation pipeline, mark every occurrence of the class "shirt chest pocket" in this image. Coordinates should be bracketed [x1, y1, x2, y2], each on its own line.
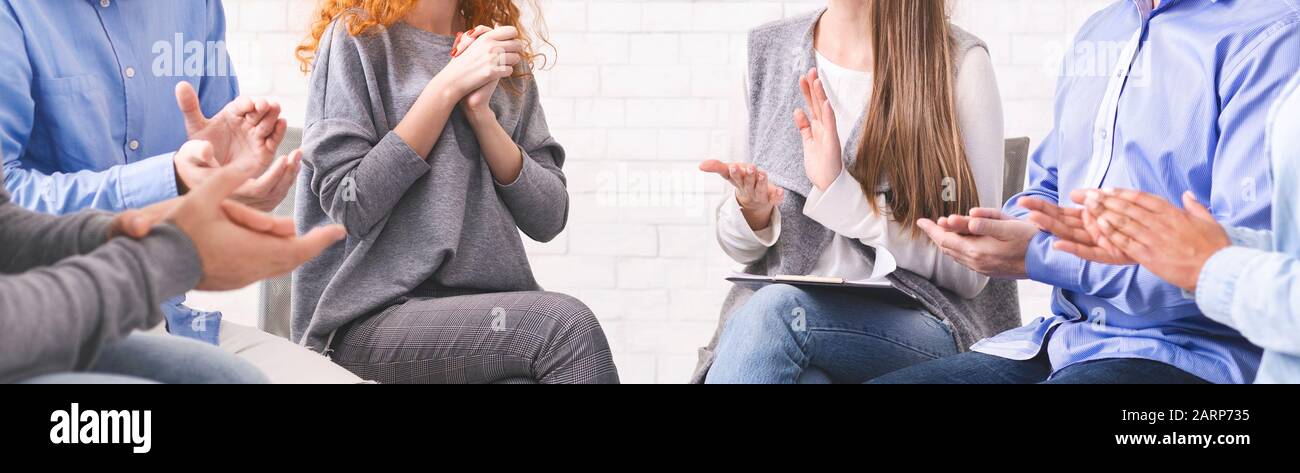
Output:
[30, 74, 117, 168]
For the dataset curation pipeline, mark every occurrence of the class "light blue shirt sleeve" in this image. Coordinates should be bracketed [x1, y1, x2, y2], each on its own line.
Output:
[1197, 246, 1300, 355]
[0, 2, 177, 215]
[2, 155, 178, 215]
[1223, 225, 1274, 251]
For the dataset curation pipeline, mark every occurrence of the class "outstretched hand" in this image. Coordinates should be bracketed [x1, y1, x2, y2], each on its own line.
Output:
[172, 84, 300, 211]
[793, 68, 843, 192]
[917, 208, 1038, 279]
[700, 160, 785, 231]
[175, 81, 285, 172]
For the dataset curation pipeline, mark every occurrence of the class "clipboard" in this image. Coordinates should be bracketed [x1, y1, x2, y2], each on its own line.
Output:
[725, 272, 923, 308]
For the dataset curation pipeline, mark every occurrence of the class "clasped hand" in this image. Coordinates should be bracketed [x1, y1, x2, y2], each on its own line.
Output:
[172, 82, 300, 212]
[1022, 189, 1231, 292]
[444, 25, 524, 119]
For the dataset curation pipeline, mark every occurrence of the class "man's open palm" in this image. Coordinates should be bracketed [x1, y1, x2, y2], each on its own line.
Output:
[175, 81, 285, 172]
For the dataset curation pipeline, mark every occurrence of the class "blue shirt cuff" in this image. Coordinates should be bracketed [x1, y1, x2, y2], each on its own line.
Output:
[1024, 231, 1084, 292]
[1195, 246, 1262, 329]
[118, 153, 178, 209]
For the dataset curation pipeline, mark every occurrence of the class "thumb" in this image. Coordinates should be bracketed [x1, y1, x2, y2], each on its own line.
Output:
[175, 81, 206, 134]
[968, 217, 1017, 240]
[1182, 191, 1214, 221]
[122, 211, 152, 239]
[111, 210, 150, 239]
[699, 159, 731, 178]
[969, 207, 1008, 220]
[290, 224, 347, 263]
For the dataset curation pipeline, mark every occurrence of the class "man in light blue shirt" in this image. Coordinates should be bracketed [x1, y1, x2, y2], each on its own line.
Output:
[1, 0, 360, 383]
[877, 0, 1300, 384]
[1200, 79, 1300, 383]
[1038, 76, 1300, 384]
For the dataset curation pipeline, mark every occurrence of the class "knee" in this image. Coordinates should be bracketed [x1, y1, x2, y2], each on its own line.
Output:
[725, 284, 809, 335]
[539, 292, 608, 344]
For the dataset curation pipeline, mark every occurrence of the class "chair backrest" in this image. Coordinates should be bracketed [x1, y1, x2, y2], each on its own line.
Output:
[1003, 137, 1031, 203]
[272, 127, 303, 218]
[257, 127, 303, 339]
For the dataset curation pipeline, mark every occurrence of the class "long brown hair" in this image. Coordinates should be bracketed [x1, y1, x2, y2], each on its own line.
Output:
[853, 0, 979, 235]
[295, 0, 550, 88]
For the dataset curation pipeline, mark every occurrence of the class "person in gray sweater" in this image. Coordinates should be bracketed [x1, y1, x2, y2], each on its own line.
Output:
[292, 2, 618, 384]
[2, 146, 346, 384]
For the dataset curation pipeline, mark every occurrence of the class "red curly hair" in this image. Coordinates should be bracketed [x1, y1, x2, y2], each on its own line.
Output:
[295, 0, 550, 84]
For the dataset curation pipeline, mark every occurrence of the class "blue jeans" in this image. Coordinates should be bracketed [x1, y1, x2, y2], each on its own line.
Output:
[19, 333, 268, 384]
[867, 351, 1210, 384]
[705, 284, 958, 384]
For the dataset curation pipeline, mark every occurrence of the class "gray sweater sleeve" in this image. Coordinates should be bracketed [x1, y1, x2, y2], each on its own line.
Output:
[0, 196, 114, 272]
[0, 188, 201, 383]
[302, 22, 432, 238]
[493, 78, 569, 243]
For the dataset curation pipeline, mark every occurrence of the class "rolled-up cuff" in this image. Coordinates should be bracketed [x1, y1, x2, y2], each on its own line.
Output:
[1024, 231, 1084, 292]
[494, 146, 538, 190]
[723, 194, 780, 246]
[1223, 225, 1273, 251]
[119, 153, 179, 209]
[1195, 246, 1263, 329]
[139, 223, 203, 301]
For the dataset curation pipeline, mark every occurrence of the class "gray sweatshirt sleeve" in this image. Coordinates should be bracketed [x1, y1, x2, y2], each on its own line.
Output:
[0, 188, 201, 383]
[302, 22, 432, 238]
[494, 78, 569, 243]
[0, 195, 115, 272]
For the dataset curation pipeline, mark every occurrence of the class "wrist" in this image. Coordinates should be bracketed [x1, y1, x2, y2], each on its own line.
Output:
[816, 167, 840, 191]
[1187, 246, 1227, 293]
[173, 163, 190, 195]
[810, 161, 842, 191]
[465, 105, 497, 125]
[427, 75, 464, 104]
[740, 203, 774, 231]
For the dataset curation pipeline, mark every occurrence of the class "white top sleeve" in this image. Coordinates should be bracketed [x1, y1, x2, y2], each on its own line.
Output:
[802, 48, 1005, 298]
[716, 191, 781, 264]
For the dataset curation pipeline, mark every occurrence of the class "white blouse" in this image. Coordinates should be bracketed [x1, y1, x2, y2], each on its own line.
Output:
[716, 47, 1006, 298]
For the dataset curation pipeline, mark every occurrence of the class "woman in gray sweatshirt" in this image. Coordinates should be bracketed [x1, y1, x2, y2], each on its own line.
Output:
[291, 1, 618, 384]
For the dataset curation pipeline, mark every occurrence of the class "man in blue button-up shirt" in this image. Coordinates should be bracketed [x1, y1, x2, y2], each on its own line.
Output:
[0, 0, 360, 383]
[1039, 76, 1300, 384]
[878, 0, 1300, 384]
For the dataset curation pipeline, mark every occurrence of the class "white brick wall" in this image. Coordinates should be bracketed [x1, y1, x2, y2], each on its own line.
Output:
[193, 0, 1116, 383]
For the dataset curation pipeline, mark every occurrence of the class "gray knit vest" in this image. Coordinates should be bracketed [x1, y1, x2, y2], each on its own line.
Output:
[691, 9, 1022, 383]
